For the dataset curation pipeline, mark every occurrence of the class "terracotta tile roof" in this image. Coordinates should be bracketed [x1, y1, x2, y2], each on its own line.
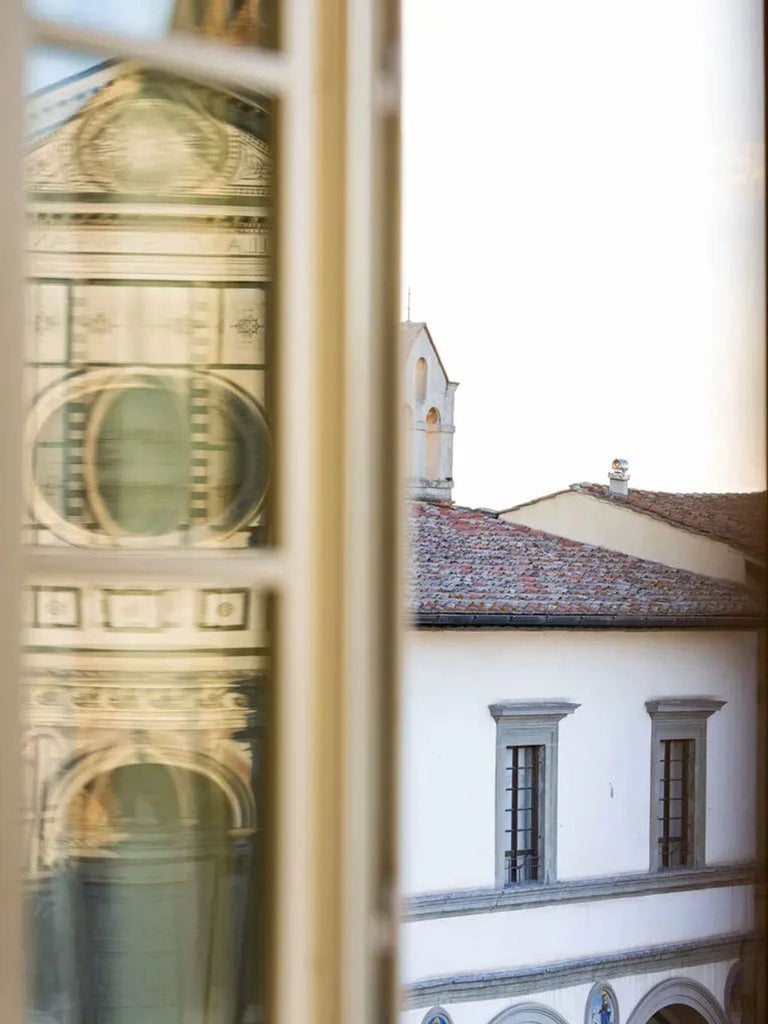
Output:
[571, 485, 767, 560]
[409, 502, 765, 627]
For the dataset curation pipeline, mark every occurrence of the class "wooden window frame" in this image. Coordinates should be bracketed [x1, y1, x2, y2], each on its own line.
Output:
[0, 2, 402, 1023]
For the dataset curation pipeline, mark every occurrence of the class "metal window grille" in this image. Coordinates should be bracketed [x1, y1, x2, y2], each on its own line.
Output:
[658, 738, 694, 868]
[504, 744, 542, 884]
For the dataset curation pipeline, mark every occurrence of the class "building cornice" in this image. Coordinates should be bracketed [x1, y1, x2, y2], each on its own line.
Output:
[403, 930, 755, 1009]
[413, 612, 764, 630]
[645, 698, 726, 717]
[402, 861, 759, 922]
[488, 701, 579, 722]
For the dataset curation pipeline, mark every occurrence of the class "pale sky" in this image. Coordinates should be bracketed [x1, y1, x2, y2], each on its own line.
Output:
[28, 1, 766, 509]
[401, 0, 766, 508]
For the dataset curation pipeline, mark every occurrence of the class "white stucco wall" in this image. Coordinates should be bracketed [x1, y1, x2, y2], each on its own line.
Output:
[400, 885, 752, 983]
[499, 491, 748, 584]
[401, 960, 735, 1024]
[400, 629, 757, 895]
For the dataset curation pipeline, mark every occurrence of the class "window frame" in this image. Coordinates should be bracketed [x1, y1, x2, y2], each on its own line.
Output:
[646, 698, 725, 871]
[0, 2, 402, 1023]
[489, 701, 579, 888]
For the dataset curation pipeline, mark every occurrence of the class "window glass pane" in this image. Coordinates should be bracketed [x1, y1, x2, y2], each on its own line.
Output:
[25, 49, 273, 550]
[505, 744, 540, 885]
[27, 0, 278, 62]
[658, 738, 693, 868]
[23, 45, 276, 1024]
[23, 585, 272, 1022]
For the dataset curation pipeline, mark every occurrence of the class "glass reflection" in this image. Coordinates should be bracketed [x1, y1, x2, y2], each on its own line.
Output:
[25, 63, 272, 549]
[23, 587, 269, 1023]
[24, 44, 273, 1024]
[28, 0, 275, 50]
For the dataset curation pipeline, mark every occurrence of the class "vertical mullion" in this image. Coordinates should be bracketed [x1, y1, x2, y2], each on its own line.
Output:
[510, 747, 519, 882]
[681, 740, 692, 866]
[0, 1, 27, 1022]
[661, 740, 671, 867]
[273, 0, 318, 1021]
[531, 746, 540, 880]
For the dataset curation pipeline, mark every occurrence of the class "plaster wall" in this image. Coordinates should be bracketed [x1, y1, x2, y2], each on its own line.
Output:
[499, 491, 747, 584]
[400, 630, 757, 895]
[400, 884, 751, 983]
[401, 960, 734, 1024]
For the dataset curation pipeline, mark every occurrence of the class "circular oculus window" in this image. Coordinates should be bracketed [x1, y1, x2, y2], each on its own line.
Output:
[27, 368, 269, 547]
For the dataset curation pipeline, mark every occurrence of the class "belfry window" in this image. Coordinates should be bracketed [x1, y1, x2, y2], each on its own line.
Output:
[414, 357, 427, 403]
[425, 406, 441, 480]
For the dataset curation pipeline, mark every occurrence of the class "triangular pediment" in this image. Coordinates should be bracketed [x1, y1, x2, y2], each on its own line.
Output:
[27, 63, 271, 200]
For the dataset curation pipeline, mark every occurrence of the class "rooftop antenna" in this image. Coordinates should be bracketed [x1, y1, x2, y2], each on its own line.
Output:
[407, 287, 411, 321]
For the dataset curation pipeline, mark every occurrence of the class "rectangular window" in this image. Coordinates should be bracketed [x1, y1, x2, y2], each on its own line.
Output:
[490, 701, 579, 888]
[504, 744, 543, 884]
[646, 699, 725, 871]
[658, 738, 694, 868]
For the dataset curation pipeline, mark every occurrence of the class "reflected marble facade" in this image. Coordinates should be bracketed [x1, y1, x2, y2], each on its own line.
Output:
[24, 61, 271, 1024]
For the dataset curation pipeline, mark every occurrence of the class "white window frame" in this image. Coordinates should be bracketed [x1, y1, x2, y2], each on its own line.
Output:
[646, 698, 725, 871]
[489, 701, 579, 888]
[0, 3, 402, 1023]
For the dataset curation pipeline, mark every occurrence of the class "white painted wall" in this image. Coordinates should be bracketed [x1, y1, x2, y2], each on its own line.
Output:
[499, 490, 748, 584]
[400, 630, 757, 895]
[400, 884, 752, 983]
[401, 960, 735, 1024]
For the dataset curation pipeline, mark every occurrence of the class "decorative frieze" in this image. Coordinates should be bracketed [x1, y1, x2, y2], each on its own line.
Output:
[23, 669, 264, 724]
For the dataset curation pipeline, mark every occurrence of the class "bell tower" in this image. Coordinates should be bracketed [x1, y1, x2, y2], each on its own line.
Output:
[402, 321, 458, 503]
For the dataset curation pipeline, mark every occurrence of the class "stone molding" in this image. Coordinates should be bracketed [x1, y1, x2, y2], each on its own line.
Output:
[489, 1004, 569, 1024]
[645, 698, 726, 717]
[624, 976, 728, 1024]
[403, 931, 751, 1009]
[489, 701, 580, 722]
[403, 861, 758, 921]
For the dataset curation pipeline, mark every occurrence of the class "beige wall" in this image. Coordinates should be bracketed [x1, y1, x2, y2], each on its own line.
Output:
[500, 490, 748, 583]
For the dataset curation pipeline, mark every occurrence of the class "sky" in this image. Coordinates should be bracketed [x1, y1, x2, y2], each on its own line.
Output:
[401, 0, 766, 508]
[28, 0, 766, 509]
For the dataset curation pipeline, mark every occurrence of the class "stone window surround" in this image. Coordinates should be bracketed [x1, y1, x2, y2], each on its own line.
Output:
[489, 700, 579, 888]
[646, 697, 726, 871]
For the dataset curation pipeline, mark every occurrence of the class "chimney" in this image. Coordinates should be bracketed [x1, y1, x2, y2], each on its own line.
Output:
[608, 458, 629, 499]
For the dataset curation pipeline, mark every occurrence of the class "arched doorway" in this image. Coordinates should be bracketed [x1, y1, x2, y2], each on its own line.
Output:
[626, 978, 728, 1024]
[59, 761, 255, 1024]
[646, 1008, 711, 1024]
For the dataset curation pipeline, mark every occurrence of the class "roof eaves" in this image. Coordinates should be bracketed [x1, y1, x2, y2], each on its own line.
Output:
[412, 612, 764, 630]
[497, 489, 572, 515]
[569, 484, 766, 560]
